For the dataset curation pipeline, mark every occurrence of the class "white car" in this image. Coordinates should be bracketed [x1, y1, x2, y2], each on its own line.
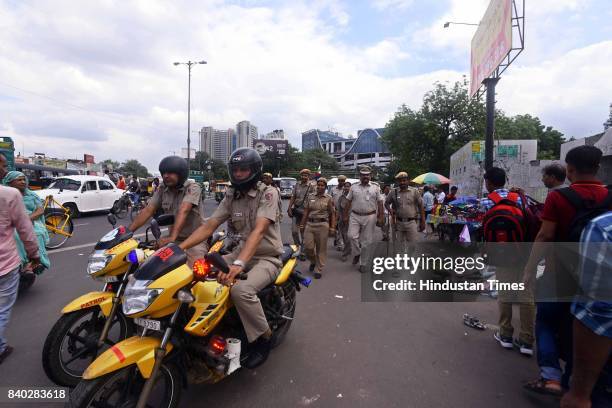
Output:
[35, 175, 125, 217]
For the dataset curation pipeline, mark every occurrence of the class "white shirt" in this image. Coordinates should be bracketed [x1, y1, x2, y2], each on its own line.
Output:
[436, 191, 445, 204]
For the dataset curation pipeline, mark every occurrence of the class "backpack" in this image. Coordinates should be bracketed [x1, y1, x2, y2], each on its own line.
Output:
[557, 186, 612, 242]
[483, 191, 527, 242]
[519, 193, 544, 241]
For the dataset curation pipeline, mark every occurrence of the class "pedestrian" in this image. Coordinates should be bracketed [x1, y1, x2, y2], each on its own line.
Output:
[561, 212, 612, 408]
[288, 169, 315, 260]
[300, 178, 336, 279]
[128, 175, 140, 204]
[0, 153, 41, 365]
[435, 186, 446, 205]
[385, 172, 426, 244]
[2, 171, 51, 274]
[479, 167, 535, 356]
[263, 172, 282, 221]
[443, 186, 458, 204]
[116, 175, 126, 190]
[522, 146, 610, 395]
[381, 185, 391, 241]
[541, 163, 566, 191]
[337, 181, 352, 262]
[422, 186, 435, 234]
[331, 175, 347, 249]
[152, 177, 161, 193]
[343, 165, 384, 273]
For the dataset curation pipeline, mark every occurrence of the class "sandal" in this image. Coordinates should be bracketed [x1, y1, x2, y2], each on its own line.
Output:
[523, 378, 562, 396]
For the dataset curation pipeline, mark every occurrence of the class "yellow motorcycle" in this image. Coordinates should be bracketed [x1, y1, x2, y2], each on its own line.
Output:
[42, 214, 228, 388]
[67, 243, 310, 408]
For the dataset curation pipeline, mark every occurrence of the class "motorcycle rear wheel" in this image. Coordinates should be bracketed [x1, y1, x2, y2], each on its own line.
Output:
[67, 363, 182, 408]
[269, 281, 297, 348]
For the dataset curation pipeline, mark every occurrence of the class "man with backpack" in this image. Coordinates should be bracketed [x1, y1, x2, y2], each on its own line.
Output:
[522, 145, 611, 396]
[480, 167, 535, 356]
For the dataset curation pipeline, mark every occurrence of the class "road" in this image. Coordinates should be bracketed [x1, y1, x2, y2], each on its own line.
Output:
[1, 198, 557, 408]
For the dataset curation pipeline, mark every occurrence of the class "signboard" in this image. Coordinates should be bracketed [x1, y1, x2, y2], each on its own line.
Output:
[189, 170, 205, 182]
[470, 0, 512, 96]
[0, 136, 15, 171]
[253, 139, 288, 156]
[42, 159, 66, 169]
[84, 154, 95, 164]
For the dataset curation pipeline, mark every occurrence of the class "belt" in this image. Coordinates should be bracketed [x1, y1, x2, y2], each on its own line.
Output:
[396, 217, 417, 222]
[308, 217, 328, 223]
[352, 210, 376, 216]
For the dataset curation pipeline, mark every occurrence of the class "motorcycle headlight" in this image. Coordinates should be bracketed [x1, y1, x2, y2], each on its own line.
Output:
[122, 276, 162, 315]
[87, 251, 115, 275]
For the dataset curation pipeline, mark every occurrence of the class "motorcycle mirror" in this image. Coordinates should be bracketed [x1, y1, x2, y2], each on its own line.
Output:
[154, 214, 175, 227]
[107, 213, 117, 227]
[150, 218, 162, 240]
[205, 252, 229, 274]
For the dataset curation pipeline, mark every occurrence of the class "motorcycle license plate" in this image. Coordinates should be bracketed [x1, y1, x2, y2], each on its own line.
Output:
[95, 275, 119, 283]
[134, 318, 161, 331]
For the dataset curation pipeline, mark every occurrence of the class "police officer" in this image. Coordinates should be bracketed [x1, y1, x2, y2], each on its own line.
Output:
[336, 181, 352, 261]
[343, 165, 384, 273]
[299, 178, 336, 279]
[262, 172, 282, 220]
[385, 172, 426, 244]
[288, 169, 315, 259]
[331, 175, 347, 249]
[180, 148, 282, 369]
[128, 156, 206, 267]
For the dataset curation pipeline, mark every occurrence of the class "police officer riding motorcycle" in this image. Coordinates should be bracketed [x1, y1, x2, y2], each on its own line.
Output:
[179, 147, 283, 369]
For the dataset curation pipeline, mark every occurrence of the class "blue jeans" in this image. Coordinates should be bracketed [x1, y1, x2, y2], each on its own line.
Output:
[0, 267, 20, 354]
[128, 192, 140, 205]
[536, 302, 573, 387]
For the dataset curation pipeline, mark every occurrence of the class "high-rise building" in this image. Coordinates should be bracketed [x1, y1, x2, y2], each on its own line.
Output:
[199, 126, 236, 162]
[262, 129, 285, 140]
[236, 120, 258, 149]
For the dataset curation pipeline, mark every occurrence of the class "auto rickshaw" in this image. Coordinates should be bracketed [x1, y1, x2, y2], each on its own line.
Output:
[214, 181, 231, 203]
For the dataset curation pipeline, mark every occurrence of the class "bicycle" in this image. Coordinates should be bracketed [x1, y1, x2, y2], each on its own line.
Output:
[112, 191, 147, 221]
[43, 195, 74, 249]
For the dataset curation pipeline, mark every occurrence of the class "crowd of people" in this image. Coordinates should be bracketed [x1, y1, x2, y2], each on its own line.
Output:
[0, 144, 610, 407]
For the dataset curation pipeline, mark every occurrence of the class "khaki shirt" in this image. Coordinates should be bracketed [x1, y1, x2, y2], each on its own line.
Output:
[305, 193, 333, 221]
[331, 186, 344, 209]
[292, 181, 315, 209]
[149, 180, 205, 241]
[385, 187, 423, 220]
[210, 182, 282, 259]
[347, 182, 382, 213]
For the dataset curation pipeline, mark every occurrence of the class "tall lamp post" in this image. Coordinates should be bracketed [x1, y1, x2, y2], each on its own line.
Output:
[174, 60, 207, 163]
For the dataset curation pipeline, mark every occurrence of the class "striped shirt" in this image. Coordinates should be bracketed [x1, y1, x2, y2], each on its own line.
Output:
[571, 212, 612, 338]
[479, 189, 523, 212]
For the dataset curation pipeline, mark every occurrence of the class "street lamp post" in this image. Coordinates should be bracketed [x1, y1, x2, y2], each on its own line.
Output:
[443, 21, 479, 28]
[174, 60, 207, 163]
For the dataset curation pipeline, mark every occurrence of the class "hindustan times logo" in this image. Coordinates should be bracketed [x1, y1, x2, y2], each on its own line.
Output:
[372, 254, 487, 275]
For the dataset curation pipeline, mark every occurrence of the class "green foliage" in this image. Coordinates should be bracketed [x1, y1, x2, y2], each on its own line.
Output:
[383, 79, 566, 175]
[259, 144, 339, 178]
[189, 151, 228, 180]
[120, 159, 150, 178]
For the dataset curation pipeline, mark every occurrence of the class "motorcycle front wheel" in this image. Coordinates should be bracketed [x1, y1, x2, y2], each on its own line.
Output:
[42, 308, 133, 387]
[67, 363, 182, 408]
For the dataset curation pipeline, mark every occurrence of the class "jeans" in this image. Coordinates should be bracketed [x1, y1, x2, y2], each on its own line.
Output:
[536, 302, 573, 387]
[128, 192, 140, 205]
[0, 267, 20, 354]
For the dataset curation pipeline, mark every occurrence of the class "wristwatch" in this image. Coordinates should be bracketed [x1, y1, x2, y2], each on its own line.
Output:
[232, 260, 246, 268]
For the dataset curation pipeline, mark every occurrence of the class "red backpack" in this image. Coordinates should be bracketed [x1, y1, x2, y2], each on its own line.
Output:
[483, 191, 527, 242]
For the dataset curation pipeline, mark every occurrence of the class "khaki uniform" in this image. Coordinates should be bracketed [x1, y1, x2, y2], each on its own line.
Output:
[337, 194, 351, 257]
[303, 193, 333, 273]
[209, 182, 282, 343]
[149, 180, 207, 266]
[385, 187, 423, 243]
[347, 182, 382, 266]
[290, 181, 315, 246]
[331, 186, 345, 247]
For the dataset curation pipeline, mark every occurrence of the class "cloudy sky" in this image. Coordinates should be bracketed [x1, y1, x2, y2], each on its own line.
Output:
[1, 0, 611, 171]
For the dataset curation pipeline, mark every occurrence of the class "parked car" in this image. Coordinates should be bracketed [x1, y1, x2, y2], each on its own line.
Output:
[34, 175, 124, 217]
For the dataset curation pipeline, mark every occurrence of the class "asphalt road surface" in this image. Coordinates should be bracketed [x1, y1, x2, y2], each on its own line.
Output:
[1, 198, 558, 408]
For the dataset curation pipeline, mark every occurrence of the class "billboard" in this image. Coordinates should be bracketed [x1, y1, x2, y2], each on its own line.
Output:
[470, 0, 513, 96]
[84, 154, 95, 164]
[253, 139, 288, 156]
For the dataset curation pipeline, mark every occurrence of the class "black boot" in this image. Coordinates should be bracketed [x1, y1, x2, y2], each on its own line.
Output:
[243, 336, 272, 369]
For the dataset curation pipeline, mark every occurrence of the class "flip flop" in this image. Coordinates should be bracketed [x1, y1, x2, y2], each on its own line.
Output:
[523, 378, 563, 397]
[463, 313, 486, 330]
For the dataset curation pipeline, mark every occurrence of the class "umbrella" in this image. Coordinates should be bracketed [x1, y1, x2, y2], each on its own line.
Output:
[411, 172, 451, 185]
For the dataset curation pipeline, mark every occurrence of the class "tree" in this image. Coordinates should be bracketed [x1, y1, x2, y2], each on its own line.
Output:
[101, 159, 120, 171]
[120, 159, 150, 178]
[189, 151, 228, 181]
[495, 114, 565, 159]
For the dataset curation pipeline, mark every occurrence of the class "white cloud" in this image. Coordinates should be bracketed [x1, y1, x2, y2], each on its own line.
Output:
[371, 0, 414, 11]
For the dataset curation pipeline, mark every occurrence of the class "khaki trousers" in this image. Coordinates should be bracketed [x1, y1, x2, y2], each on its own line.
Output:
[224, 252, 281, 343]
[496, 266, 535, 344]
[303, 222, 329, 273]
[394, 220, 418, 243]
[178, 240, 207, 269]
[338, 220, 351, 257]
[291, 215, 304, 246]
[348, 213, 377, 266]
